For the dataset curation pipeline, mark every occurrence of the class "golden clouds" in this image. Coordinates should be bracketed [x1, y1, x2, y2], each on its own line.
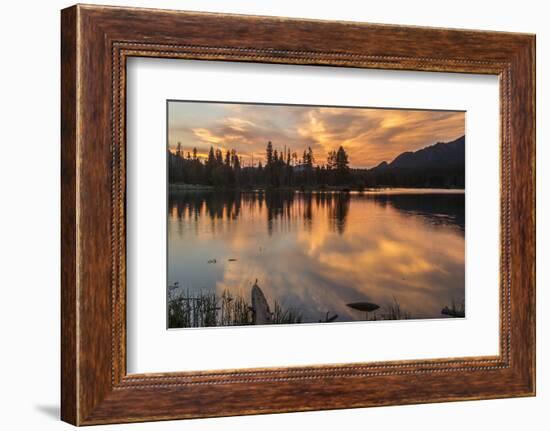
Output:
[191, 128, 224, 145]
[169, 101, 464, 168]
[297, 107, 464, 167]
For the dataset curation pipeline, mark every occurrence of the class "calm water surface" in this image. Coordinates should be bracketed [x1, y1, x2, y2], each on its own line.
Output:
[168, 189, 465, 323]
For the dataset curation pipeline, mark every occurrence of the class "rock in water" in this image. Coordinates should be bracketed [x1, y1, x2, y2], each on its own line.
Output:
[251, 280, 272, 324]
[346, 302, 380, 312]
[441, 306, 465, 318]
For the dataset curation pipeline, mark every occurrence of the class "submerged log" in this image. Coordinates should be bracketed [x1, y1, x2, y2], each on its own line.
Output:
[251, 280, 272, 324]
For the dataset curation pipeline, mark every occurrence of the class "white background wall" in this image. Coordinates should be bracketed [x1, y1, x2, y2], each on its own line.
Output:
[0, 0, 546, 429]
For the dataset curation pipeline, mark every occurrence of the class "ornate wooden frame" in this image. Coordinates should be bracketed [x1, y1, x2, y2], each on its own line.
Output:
[61, 4, 535, 425]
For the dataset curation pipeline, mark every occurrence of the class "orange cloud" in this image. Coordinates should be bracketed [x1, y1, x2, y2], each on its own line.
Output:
[169, 101, 464, 168]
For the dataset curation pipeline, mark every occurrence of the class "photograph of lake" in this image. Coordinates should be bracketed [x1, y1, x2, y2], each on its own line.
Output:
[167, 101, 466, 329]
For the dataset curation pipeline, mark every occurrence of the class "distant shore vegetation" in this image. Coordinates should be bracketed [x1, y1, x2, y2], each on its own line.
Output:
[168, 137, 465, 191]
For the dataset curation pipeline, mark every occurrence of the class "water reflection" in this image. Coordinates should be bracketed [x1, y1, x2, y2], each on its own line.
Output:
[168, 190, 465, 324]
[169, 191, 357, 236]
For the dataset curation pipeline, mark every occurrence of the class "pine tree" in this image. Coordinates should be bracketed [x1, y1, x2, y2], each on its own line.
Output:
[335, 146, 350, 184]
[335, 146, 349, 170]
[225, 150, 231, 166]
[206, 146, 216, 167]
[286, 149, 293, 187]
[306, 147, 314, 167]
[327, 150, 336, 170]
[215, 149, 223, 166]
[266, 141, 273, 166]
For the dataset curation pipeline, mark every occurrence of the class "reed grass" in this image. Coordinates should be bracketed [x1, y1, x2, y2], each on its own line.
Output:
[272, 301, 303, 325]
[382, 296, 411, 320]
[168, 284, 302, 328]
[441, 298, 465, 318]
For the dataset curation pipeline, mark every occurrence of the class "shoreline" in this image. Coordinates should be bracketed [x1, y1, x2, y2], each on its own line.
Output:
[169, 183, 465, 194]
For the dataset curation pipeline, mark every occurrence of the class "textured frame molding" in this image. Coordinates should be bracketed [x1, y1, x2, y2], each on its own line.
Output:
[61, 4, 535, 425]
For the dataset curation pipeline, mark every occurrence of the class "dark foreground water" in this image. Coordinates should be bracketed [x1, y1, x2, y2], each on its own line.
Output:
[167, 189, 465, 326]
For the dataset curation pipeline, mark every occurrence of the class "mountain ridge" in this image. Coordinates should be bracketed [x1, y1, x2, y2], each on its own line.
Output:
[371, 135, 465, 172]
[357, 135, 465, 188]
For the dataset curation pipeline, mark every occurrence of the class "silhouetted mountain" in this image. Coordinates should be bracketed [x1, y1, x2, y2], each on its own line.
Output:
[359, 136, 465, 188]
[375, 135, 464, 172]
[373, 161, 388, 170]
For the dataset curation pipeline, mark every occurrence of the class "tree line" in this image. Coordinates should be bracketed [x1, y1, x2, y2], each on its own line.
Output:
[168, 141, 352, 189]
[169, 140, 465, 189]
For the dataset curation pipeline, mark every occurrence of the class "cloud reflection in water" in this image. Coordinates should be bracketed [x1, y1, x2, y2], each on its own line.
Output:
[168, 190, 465, 323]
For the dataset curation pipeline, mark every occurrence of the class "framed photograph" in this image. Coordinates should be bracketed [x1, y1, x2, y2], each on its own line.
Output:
[164, 100, 468, 328]
[61, 4, 535, 425]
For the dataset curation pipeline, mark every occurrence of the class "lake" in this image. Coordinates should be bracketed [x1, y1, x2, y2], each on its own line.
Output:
[167, 189, 465, 326]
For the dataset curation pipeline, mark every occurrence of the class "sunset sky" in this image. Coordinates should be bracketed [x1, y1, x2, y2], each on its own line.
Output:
[168, 101, 465, 169]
